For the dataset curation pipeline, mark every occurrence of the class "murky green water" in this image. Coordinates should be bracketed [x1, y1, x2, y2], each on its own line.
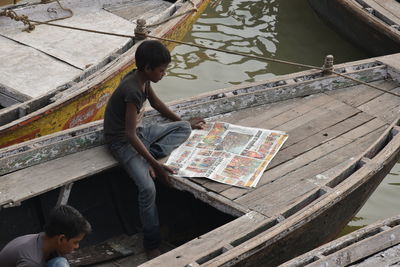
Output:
[154, 0, 366, 100]
[154, 0, 399, 236]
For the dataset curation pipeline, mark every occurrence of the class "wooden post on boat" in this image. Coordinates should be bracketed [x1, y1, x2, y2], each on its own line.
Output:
[134, 19, 147, 40]
[322, 54, 334, 75]
[56, 183, 74, 207]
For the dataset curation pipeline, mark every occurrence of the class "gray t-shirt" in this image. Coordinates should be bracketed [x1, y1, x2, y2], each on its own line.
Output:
[103, 69, 149, 144]
[0, 233, 45, 267]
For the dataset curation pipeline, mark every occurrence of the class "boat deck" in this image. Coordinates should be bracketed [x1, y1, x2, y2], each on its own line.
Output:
[1, 55, 400, 266]
[0, 0, 172, 103]
[356, 0, 400, 25]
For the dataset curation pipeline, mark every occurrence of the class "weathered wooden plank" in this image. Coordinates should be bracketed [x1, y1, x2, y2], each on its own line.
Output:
[220, 187, 248, 200]
[141, 211, 269, 267]
[281, 100, 362, 147]
[358, 86, 400, 123]
[104, 0, 173, 22]
[350, 243, 400, 267]
[281, 214, 400, 267]
[324, 80, 395, 107]
[219, 97, 306, 128]
[259, 118, 386, 187]
[250, 94, 333, 130]
[0, 146, 117, 207]
[267, 98, 343, 132]
[270, 112, 374, 169]
[305, 225, 400, 267]
[0, 128, 104, 175]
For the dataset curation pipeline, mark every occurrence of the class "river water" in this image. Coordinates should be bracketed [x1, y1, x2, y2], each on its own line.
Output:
[154, 0, 400, 235]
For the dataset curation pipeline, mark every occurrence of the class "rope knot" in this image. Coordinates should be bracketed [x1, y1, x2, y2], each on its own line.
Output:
[0, 9, 35, 32]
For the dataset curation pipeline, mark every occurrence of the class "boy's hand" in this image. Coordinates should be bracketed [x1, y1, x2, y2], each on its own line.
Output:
[150, 163, 175, 186]
[189, 117, 206, 129]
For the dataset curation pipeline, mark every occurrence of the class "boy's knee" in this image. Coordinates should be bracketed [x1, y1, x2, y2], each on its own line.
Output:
[46, 257, 69, 267]
[179, 121, 192, 137]
[140, 181, 156, 203]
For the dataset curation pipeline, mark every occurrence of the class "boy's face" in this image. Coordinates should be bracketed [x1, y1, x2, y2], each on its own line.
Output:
[57, 233, 85, 255]
[145, 63, 169, 83]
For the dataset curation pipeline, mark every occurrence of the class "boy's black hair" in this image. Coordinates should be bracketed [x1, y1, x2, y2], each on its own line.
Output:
[44, 205, 92, 239]
[135, 40, 171, 71]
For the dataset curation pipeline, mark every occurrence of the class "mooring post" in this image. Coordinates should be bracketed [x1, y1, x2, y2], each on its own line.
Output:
[134, 19, 147, 40]
[322, 55, 334, 75]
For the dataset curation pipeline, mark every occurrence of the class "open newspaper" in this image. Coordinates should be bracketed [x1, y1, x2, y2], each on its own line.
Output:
[166, 122, 288, 188]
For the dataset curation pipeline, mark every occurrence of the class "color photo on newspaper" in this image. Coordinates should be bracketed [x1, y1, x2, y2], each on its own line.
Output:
[166, 122, 288, 188]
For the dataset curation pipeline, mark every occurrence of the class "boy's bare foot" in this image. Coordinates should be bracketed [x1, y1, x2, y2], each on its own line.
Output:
[145, 248, 161, 260]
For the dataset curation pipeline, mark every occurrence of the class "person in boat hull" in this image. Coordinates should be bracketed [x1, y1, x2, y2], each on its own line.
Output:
[0, 205, 91, 267]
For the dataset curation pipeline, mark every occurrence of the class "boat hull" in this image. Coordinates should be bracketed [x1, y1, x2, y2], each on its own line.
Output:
[0, 0, 210, 148]
[308, 0, 400, 56]
[243, 151, 398, 266]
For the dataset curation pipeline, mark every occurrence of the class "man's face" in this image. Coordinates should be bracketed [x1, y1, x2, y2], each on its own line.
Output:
[57, 233, 85, 255]
[145, 63, 169, 83]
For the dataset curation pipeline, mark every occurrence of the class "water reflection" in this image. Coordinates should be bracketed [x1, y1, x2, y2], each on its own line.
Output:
[155, 0, 366, 101]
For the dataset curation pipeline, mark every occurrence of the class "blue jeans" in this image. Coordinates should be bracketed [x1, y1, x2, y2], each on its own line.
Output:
[46, 257, 69, 267]
[108, 121, 191, 249]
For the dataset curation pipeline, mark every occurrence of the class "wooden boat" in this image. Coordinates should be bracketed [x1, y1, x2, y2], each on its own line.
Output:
[281, 213, 400, 266]
[1, 53, 400, 266]
[307, 0, 400, 56]
[0, 0, 210, 148]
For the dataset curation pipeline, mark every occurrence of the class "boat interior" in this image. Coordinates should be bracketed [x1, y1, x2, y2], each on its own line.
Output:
[1, 56, 400, 265]
[0, 0, 180, 109]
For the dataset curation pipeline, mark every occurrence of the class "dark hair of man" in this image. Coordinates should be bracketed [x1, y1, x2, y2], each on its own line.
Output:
[44, 205, 92, 240]
[135, 40, 171, 71]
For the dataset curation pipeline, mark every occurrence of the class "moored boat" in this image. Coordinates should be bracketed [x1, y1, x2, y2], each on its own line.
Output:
[281, 213, 400, 267]
[1, 53, 400, 266]
[308, 0, 400, 56]
[0, 0, 210, 148]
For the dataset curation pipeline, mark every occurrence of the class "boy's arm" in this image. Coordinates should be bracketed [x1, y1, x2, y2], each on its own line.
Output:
[147, 86, 206, 129]
[125, 103, 173, 184]
[147, 86, 180, 121]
